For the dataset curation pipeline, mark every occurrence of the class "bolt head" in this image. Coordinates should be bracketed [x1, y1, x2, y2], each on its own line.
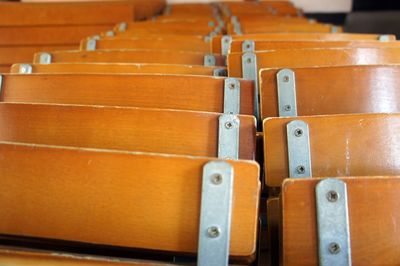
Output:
[326, 190, 339, 202]
[296, 165, 305, 174]
[225, 121, 234, 129]
[294, 128, 303, 137]
[207, 226, 220, 238]
[328, 242, 341, 254]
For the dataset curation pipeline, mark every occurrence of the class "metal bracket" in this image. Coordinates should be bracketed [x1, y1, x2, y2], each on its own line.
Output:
[316, 178, 351, 266]
[221, 35, 232, 56]
[331, 26, 339, 33]
[197, 160, 234, 266]
[118, 22, 127, 32]
[277, 69, 297, 117]
[286, 120, 312, 178]
[242, 40, 255, 52]
[213, 68, 227, 77]
[86, 38, 97, 51]
[241, 52, 260, 122]
[38, 53, 52, 64]
[92, 35, 101, 40]
[105, 30, 115, 37]
[378, 35, 390, 42]
[218, 114, 240, 160]
[223, 78, 240, 115]
[231, 16, 242, 35]
[0, 75, 3, 95]
[18, 64, 33, 74]
[204, 54, 216, 66]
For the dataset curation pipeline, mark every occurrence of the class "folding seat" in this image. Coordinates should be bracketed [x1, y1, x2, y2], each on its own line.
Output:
[10, 63, 227, 77]
[0, 74, 254, 115]
[228, 23, 341, 35]
[33, 50, 225, 66]
[222, 1, 299, 16]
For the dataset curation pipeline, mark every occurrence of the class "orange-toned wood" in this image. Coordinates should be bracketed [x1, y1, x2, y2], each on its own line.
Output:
[0, 74, 254, 115]
[0, 1, 135, 26]
[211, 33, 395, 54]
[0, 103, 256, 160]
[224, 1, 298, 16]
[0, 45, 76, 65]
[228, 47, 400, 77]
[0, 25, 112, 45]
[115, 27, 212, 37]
[267, 198, 279, 266]
[282, 177, 400, 266]
[263, 114, 400, 187]
[0, 141, 260, 258]
[33, 50, 225, 66]
[260, 65, 400, 119]
[230, 40, 400, 53]
[0, 66, 10, 73]
[80, 38, 210, 53]
[0, 248, 173, 266]
[10, 63, 225, 76]
[229, 23, 340, 35]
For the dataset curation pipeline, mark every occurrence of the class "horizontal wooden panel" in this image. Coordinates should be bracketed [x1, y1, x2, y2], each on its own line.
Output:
[33, 50, 225, 66]
[0, 74, 254, 115]
[282, 177, 400, 266]
[264, 113, 400, 187]
[0, 65, 10, 73]
[0, 103, 256, 160]
[10, 63, 224, 76]
[233, 24, 339, 35]
[228, 47, 400, 77]
[0, 142, 260, 258]
[260, 65, 400, 119]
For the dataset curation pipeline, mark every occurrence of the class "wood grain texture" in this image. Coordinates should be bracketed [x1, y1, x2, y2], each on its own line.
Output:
[266, 198, 280, 266]
[9, 63, 224, 76]
[233, 24, 340, 35]
[211, 33, 395, 53]
[282, 177, 400, 266]
[1, 74, 254, 115]
[33, 50, 225, 66]
[0, 142, 260, 258]
[114, 22, 212, 37]
[260, 65, 400, 119]
[0, 46, 76, 65]
[0, 103, 256, 159]
[263, 114, 400, 187]
[0, 65, 10, 73]
[228, 47, 400, 77]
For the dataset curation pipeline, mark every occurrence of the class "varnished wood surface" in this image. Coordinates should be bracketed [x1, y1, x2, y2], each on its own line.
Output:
[0, 103, 256, 159]
[260, 65, 400, 119]
[33, 50, 226, 66]
[10, 63, 224, 76]
[0, 142, 260, 258]
[228, 47, 400, 77]
[114, 22, 213, 36]
[0, 46, 76, 65]
[282, 177, 400, 266]
[211, 33, 395, 53]
[0, 65, 10, 73]
[230, 24, 339, 35]
[263, 114, 400, 187]
[266, 198, 279, 266]
[0, 74, 254, 115]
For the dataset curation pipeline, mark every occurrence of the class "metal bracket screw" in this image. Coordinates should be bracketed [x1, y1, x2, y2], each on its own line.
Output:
[328, 242, 341, 254]
[283, 75, 290, 82]
[294, 128, 303, 137]
[296, 165, 305, 174]
[207, 226, 221, 238]
[284, 105, 292, 111]
[225, 121, 234, 129]
[246, 58, 252, 64]
[211, 174, 223, 185]
[326, 191, 339, 202]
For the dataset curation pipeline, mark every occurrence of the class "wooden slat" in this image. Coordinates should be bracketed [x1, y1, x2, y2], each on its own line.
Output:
[259, 65, 400, 119]
[33, 50, 225, 66]
[0, 66, 10, 73]
[266, 198, 279, 266]
[230, 24, 340, 35]
[228, 47, 400, 77]
[0, 103, 256, 160]
[0, 74, 254, 115]
[263, 114, 400, 187]
[0, 46, 76, 65]
[0, 141, 260, 258]
[282, 177, 400, 266]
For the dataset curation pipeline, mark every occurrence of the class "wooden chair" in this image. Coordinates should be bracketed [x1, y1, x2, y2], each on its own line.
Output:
[259, 65, 400, 120]
[281, 176, 400, 265]
[0, 74, 254, 115]
[33, 50, 225, 66]
[0, 103, 256, 160]
[263, 113, 400, 187]
[10, 63, 227, 77]
[0, 141, 260, 261]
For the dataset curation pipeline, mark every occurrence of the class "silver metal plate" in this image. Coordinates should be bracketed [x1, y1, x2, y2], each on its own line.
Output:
[221, 35, 232, 56]
[39, 53, 52, 64]
[218, 114, 240, 160]
[224, 78, 240, 115]
[197, 161, 234, 266]
[19, 64, 33, 74]
[213, 68, 227, 77]
[379, 35, 390, 42]
[105, 30, 115, 37]
[92, 35, 101, 40]
[0, 75, 3, 94]
[286, 120, 312, 178]
[331, 26, 339, 33]
[86, 38, 97, 51]
[118, 22, 127, 32]
[277, 69, 297, 117]
[316, 178, 351, 266]
[204, 54, 216, 66]
[242, 40, 255, 52]
[241, 52, 260, 122]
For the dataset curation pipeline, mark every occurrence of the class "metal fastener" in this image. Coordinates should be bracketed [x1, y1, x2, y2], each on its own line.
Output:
[246, 58, 252, 64]
[211, 174, 223, 185]
[283, 75, 290, 82]
[328, 242, 341, 254]
[326, 190, 339, 202]
[284, 105, 292, 111]
[296, 165, 305, 174]
[225, 121, 234, 129]
[294, 128, 303, 137]
[207, 226, 220, 238]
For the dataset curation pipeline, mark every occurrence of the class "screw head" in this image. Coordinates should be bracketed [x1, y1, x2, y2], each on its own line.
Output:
[225, 121, 234, 129]
[283, 105, 292, 112]
[283, 75, 290, 82]
[246, 58, 252, 64]
[296, 165, 305, 175]
[229, 83, 235, 89]
[20, 67, 27, 73]
[294, 128, 303, 137]
[207, 226, 220, 238]
[211, 174, 223, 185]
[326, 190, 339, 202]
[328, 242, 341, 254]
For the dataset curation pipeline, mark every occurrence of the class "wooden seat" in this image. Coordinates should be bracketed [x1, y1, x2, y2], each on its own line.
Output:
[0, 74, 254, 114]
[259, 65, 400, 120]
[222, 1, 298, 16]
[281, 176, 400, 266]
[33, 50, 225, 66]
[0, 141, 260, 260]
[10, 63, 226, 76]
[0, 103, 256, 160]
[263, 113, 400, 187]
[228, 23, 340, 35]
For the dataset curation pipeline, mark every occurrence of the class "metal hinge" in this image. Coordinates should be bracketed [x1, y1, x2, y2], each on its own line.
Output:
[277, 69, 297, 117]
[86, 38, 97, 51]
[218, 114, 240, 160]
[242, 40, 255, 52]
[241, 52, 260, 122]
[118, 22, 127, 32]
[38, 53, 52, 64]
[221, 35, 232, 56]
[19, 64, 33, 74]
[378, 35, 391, 42]
[223, 78, 240, 115]
[204, 54, 216, 66]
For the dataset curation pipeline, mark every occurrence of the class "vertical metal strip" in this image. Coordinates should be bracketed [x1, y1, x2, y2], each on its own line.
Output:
[204, 54, 216, 66]
[39, 53, 52, 64]
[241, 52, 260, 123]
[242, 40, 255, 52]
[218, 114, 240, 160]
[86, 38, 97, 51]
[277, 69, 297, 117]
[19, 64, 33, 74]
[223, 78, 240, 115]
[221, 35, 232, 56]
